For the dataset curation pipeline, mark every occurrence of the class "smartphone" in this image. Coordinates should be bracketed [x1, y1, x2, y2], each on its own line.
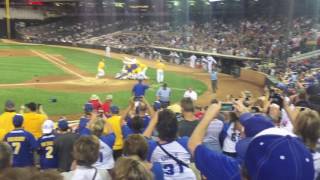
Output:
[221, 103, 234, 112]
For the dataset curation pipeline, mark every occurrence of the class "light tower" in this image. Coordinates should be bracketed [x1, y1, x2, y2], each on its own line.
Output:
[5, 0, 11, 39]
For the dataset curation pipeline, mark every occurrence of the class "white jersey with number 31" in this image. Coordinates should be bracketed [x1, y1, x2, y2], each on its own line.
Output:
[148, 138, 196, 180]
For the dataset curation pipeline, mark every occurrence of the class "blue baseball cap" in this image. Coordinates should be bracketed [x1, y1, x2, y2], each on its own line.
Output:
[111, 106, 119, 114]
[84, 103, 93, 113]
[58, 119, 69, 131]
[236, 113, 274, 160]
[13, 114, 24, 127]
[239, 113, 274, 137]
[244, 128, 315, 180]
[153, 101, 161, 111]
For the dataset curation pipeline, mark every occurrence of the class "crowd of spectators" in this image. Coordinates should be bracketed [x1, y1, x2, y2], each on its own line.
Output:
[0, 62, 319, 179]
[18, 17, 319, 60]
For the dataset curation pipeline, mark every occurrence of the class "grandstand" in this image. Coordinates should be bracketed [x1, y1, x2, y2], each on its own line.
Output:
[0, 0, 319, 180]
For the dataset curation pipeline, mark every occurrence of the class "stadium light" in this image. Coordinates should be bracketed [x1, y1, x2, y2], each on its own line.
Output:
[209, 0, 222, 2]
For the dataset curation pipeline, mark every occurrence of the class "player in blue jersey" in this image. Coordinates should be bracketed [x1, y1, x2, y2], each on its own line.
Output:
[143, 110, 196, 180]
[4, 114, 37, 167]
[37, 120, 58, 169]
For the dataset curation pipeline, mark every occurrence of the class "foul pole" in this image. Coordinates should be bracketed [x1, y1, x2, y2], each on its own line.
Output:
[5, 0, 11, 39]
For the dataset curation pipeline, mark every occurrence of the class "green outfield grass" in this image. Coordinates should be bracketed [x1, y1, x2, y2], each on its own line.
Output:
[0, 43, 207, 115]
[0, 56, 66, 83]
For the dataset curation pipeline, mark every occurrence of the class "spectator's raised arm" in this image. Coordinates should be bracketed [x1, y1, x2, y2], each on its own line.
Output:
[142, 111, 158, 138]
[188, 102, 221, 155]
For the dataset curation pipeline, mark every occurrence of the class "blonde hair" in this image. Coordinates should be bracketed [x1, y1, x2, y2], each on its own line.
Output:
[123, 134, 148, 160]
[294, 109, 320, 150]
[89, 119, 105, 137]
[114, 157, 153, 180]
[73, 136, 100, 167]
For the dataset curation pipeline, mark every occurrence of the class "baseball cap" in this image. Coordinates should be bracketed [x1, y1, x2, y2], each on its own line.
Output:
[244, 128, 315, 180]
[153, 101, 161, 111]
[239, 113, 274, 137]
[13, 114, 24, 127]
[111, 106, 119, 114]
[5, 100, 15, 111]
[236, 113, 274, 160]
[90, 94, 99, 100]
[84, 103, 93, 113]
[106, 94, 113, 100]
[58, 119, 69, 131]
[167, 104, 182, 114]
[42, 120, 54, 134]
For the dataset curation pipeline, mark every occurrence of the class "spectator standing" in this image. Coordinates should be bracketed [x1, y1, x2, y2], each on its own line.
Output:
[89, 119, 115, 171]
[178, 98, 199, 137]
[143, 110, 196, 180]
[183, 88, 198, 101]
[188, 103, 315, 180]
[293, 109, 320, 179]
[54, 119, 79, 172]
[89, 94, 102, 112]
[156, 83, 171, 108]
[0, 141, 12, 172]
[132, 79, 149, 97]
[221, 112, 242, 158]
[61, 136, 111, 180]
[114, 157, 153, 180]
[156, 60, 165, 83]
[125, 98, 154, 134]
[22, 102, 47, 139]
[105, 106, 124, 160]
[4, 114, 37, 167]
[37, 120, 58, 170]
[211, 69, 218, 93]
[0, 100, 16, 140]
[122, 134, 164, 180]
[101, 95, 113, 116]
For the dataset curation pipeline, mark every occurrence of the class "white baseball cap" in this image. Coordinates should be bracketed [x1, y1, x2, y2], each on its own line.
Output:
[42, 120, 55, 134]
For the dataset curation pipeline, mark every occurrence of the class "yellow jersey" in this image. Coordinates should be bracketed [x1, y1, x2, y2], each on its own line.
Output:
[105, 115, 123, 150]
[156, 62, 165, 70]
[23, 112, 46, 139]
[0, 112, 16, 140]
[98, 61, 105, 70]
[139, 63, 147, 69]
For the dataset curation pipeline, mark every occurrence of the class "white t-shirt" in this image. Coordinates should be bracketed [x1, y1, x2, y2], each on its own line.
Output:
[184, 91, 198, 101]
[222, 123, 241, 153]
[93, 134, 115, 170]
[61, 166, 111, 180]
[313, 152, 320, 179]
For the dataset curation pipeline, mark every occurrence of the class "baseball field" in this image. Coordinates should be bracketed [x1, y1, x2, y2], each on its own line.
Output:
[0, 41, 209, 118]
[0, 41, 263, 119]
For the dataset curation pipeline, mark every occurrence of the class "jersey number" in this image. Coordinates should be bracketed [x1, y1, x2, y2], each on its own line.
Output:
[163, 164, 184, 175]
[99, 152, 103, 162]
[45, 146, 54, 159]
[12, 142, 21, 155]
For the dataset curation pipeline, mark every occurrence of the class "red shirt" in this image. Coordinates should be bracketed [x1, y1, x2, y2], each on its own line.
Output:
[89, 100, 101, 111]
[101, 101, 111, 114]
[195, 112, 204, 120]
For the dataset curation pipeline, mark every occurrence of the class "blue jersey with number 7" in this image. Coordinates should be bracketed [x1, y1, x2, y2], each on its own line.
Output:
[4, 129, 38, 167]
[37, 134, 58, 169]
